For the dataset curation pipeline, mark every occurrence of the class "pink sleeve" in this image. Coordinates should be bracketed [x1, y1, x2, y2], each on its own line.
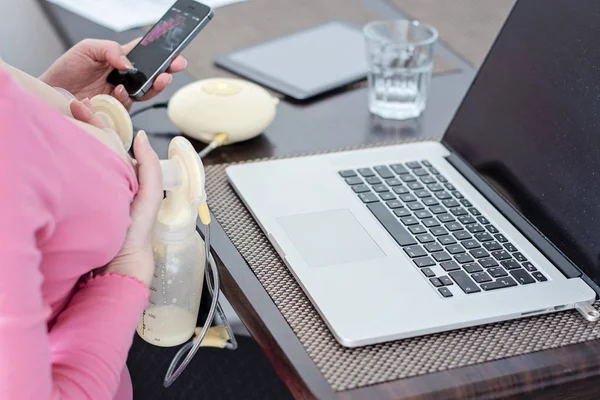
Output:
[0, 99, 149, 399]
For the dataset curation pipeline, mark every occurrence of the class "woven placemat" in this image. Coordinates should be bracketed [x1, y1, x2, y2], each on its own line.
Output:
[182, 0, 458, 95]
[205, 139, 600, 392]
[388, 0, 516, 67]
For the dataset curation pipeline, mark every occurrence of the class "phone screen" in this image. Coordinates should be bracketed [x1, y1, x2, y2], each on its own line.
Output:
[108, 1, 210, 96]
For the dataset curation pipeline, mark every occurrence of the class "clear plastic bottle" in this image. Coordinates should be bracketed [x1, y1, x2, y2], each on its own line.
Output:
[137, 137, 208, 347]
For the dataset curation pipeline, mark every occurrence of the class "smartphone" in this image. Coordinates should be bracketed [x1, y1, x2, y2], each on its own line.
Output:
[107, 0, 213, 99]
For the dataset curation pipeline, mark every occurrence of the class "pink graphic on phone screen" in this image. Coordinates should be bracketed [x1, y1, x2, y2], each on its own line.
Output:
[142, 14, 188, 51]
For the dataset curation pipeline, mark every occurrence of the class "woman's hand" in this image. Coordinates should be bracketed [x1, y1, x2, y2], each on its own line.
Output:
[40, 38, 187, 110]
[100, 130, 163, 287]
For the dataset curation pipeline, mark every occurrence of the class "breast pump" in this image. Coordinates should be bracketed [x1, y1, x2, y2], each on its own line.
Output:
[2, 61, 244, 387]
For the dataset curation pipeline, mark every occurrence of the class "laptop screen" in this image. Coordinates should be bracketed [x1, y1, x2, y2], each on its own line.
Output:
[443, 0, 600, 285]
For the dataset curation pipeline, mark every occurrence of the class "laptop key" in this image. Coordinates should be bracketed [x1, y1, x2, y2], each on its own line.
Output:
[390, 164, 410, 175]
[366, 176, 382, 185]
[444, 183, 456, 191]
[501, 260, 520, 270]
[462, 240, 480, 250]
[504, 242, 517, 252]
[425, 242, 443, 253]
[449, 271, 481, 294]
[423, 198, 439, 206]
[435, 252, 453, 263]
[404, 245, 427, 258]
[415, 210, 432, 219]
[466, 224, 484, 233]
[491, 250, 511, 260]
[414, 168, 429, 176]
[358, 168, 375, 177]
[452, 191, 464, 199]
[455, 254, 475, 264]
[441, 261, 461, 271]
[423, 218, 440, 228]
[428, 183, 444, 192]
[414, 256, 435, 268]
[443, 199, 460, 208]
[446, 244, 465, 254]
[463, 263, 483, 273]
[408, 182, 424, 190]
[514, 252, 527, 262]
[438, 214, 455, 223]
[472, 271, 492, 283]
[458, 215, 476, 225]
[436, 191, 452, 200]
[439, 276, 454, 286]
[401, 175, 417, 183]
[477, 216, 490, 225]
[486, 225, 500, 234]
[386, 200, 403, 209]
[430, 206, 446, 214]
[400, 194, 417, 202]
[439, 235, 457, 245]
[408, 202, 425, 211]
[373, 184, 389, 193]
[461, 199, 473, 208]
[510, 269, 535, 285]
[374, 165, 395, 179]
[401, 216, 419, 226]
[474, 232, 494, 242]
[438, 287, 453, 297]
[380, 193, 396, 201]
[421, 176, 436, 184]
[437, 175, 448, 183]
[481, 277, 518, 291]
[421, 268, 436, 278]
[366, 202, 417, 246]
[339, 170, 356, 178]
[386, 178, 403, 186]
[479, 258, 499, 268]
[431, 227, 448, 237]
[415, 190, 431, 198]
[429, 167, 440, 175]
[522, 262, 537, 272]
[470, 248, 490, 259]
[406, 161, 421, 169]
[488, 267, 508, 278]
[495, 234, 508, 243]
[445, 222, 463, 232]
[450, 208, 468, 216]
[353, 184, 371, 193]
[532, 271, 547, 282]
[409, 225, 427, 235]
[429, 277, 443, 287]
[453, 231, 472, 241]
[345, 177, 363, 185]
[483, 241, 502, 251]
[417, 234, 435, 244]
[394, 208, 411, 218]
[422, 160, 433, 167]
[393, 186, 410, 195]
[469, 207, 481, 216]
[358, 193, 379, 203]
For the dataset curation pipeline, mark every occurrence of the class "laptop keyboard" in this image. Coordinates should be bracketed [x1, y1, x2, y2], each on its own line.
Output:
[339, 160, 548, 298]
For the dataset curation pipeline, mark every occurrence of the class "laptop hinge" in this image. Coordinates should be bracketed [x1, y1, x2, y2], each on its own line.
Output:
[445, 151, 584, 280]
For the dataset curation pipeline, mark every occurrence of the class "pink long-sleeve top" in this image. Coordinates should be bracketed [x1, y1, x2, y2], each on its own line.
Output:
[0, 66, 149, 399]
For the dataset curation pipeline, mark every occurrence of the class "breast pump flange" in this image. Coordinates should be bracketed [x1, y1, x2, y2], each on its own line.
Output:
[82, 92, 238, 387]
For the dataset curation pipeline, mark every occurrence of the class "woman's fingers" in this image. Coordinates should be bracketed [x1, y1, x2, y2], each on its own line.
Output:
[69, 99, 106, 130]
[112, 84, 133, 110]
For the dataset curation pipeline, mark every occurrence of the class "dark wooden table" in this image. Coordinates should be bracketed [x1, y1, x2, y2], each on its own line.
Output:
[39, 1, 600, 399]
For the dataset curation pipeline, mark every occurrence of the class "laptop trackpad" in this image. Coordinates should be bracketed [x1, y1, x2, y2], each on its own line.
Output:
[277, 209, 385, 267]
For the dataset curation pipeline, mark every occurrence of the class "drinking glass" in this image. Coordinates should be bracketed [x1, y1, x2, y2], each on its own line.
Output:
[364, 20, 438, 120]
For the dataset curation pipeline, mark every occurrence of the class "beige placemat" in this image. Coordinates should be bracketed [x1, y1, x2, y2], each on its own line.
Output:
[182, 0, 458, 92]
[205, 139, 600, 392]
[389, 0, 516, 67]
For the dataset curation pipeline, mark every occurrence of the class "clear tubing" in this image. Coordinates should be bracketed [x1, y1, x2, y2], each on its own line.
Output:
[163, 223, 219, 387]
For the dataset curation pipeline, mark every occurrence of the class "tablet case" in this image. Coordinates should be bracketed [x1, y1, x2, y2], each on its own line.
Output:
[214, 21, 368, 100]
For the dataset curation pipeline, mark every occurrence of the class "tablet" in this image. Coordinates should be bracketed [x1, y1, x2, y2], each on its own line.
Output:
[214, 21, 368, 100]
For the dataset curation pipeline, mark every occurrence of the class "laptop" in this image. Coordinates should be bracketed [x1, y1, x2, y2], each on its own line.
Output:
[226, 0, 600, 347]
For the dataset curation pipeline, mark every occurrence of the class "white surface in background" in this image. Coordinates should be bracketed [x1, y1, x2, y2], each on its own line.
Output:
[46, 0, 247, 32]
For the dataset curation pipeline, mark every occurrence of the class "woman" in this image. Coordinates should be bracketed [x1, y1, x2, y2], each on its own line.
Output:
[0, 38, 187, 399]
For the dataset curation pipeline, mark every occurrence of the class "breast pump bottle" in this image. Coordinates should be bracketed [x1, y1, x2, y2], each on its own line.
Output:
[137, 137, 207, 347]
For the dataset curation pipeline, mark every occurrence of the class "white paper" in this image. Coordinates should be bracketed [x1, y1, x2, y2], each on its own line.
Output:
[46, 0, 247, 32]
